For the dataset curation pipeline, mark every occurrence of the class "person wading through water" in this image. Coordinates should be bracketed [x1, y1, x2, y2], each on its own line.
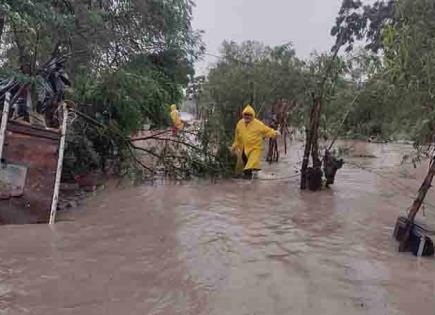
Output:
[170, 104, 184, 135]
[231, 105, 280, 179]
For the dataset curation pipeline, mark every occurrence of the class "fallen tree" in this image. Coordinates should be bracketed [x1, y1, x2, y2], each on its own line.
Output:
[68, 107, 229, 180]
[397, 152, 435, 253]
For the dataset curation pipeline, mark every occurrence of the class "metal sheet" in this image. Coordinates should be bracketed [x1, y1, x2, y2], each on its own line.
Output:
[0, 163, 28, 197]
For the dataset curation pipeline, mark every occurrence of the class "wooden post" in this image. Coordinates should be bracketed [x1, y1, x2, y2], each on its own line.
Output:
[0, 92, 11, 160]
[281, 102, 291, 155]
[49, 102, 68, 225]
[399, 156, 435, 251]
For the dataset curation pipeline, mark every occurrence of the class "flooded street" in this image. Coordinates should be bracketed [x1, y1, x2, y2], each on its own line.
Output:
[1, 141, 435, 315]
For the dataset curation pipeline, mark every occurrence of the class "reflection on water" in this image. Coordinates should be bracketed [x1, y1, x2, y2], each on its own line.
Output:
[0, 141, 435, 315]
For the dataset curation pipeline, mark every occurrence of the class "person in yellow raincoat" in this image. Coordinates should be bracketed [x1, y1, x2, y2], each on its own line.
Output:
[170, 104, 184, 135]
[231, 105, 280, 179]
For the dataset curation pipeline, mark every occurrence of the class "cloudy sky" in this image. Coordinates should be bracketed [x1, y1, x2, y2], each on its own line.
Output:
[192, 0, 345, 74]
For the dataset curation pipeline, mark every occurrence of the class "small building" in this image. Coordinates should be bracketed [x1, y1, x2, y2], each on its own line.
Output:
[0, 121, 61, 224]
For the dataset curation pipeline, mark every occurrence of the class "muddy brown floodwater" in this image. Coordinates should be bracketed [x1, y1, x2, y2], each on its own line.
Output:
[1, 141, 435, 315]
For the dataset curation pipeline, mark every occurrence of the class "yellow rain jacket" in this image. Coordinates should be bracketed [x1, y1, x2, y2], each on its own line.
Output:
[232, 105, 277, 171]
[170, 104, 184, 130]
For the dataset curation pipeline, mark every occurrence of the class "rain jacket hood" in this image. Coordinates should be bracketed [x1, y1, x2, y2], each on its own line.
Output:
[170, 104, 177, 111]
[242, 105, 256, 118]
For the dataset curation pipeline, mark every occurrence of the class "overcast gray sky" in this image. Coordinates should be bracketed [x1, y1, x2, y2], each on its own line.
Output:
[192, 0, 344, 74]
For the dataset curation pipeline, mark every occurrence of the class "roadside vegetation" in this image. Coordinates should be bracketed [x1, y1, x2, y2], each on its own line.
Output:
[1, 0, 434, 178]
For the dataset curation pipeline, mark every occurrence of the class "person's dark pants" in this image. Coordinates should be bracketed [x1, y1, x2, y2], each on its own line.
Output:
[242, 152, 253, 179]
[16, 98, 30, 121]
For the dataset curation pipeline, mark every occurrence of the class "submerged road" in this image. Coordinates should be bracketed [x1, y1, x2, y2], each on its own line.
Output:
[0, 141, 434, 314]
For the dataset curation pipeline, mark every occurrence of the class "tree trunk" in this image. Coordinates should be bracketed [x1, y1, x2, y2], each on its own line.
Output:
[0, 14, 5, 44]
[399, 156, 435, 251]
[300, 128, 310, 190]
[300, 40, 340, 190]
[311, 99, 322, 169]
[195, 96, 199, 120]
[300, 99, 319, 189]
[12, 24, 30, 65]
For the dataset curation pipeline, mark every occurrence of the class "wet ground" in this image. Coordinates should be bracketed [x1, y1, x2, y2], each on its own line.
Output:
[1, 141, 435, 314]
